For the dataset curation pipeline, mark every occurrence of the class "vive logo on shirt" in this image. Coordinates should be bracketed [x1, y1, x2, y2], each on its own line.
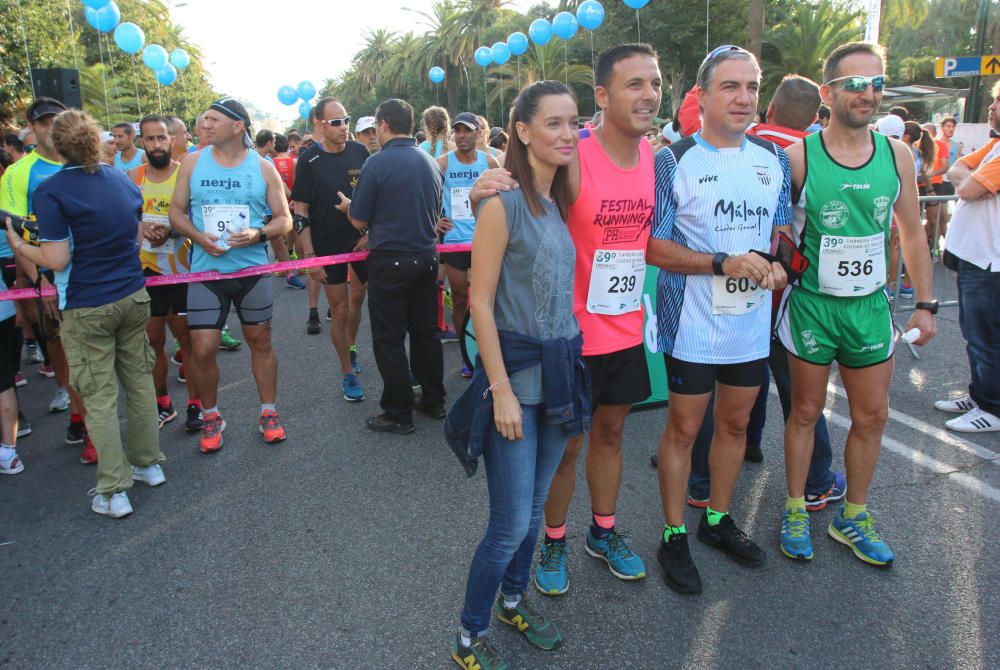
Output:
[713, 199, 770, 231]
[698, 175, 719, 184]
[594, 198, 653, 244]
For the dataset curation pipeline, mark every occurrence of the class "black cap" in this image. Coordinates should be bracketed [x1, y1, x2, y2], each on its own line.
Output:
[208, 98, 253, 148]
[27, 97, 67, 123]
[452, 112, 481, 131]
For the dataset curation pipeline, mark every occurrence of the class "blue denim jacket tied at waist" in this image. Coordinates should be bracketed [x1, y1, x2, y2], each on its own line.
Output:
[444, 329, 591, 477]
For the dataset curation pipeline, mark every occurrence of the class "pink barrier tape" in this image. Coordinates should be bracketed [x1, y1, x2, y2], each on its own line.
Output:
[0, 242, 473, 302]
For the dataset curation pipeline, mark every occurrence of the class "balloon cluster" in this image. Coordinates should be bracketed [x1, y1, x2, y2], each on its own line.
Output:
[276, 81, 318, 119]
[84, 0, 189, 87]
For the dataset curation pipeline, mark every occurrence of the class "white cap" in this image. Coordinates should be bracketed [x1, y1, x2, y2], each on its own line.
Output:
[356, 116, 376, 133]
[100, 131, 114, 143]
[875, 115, 905, 139]
[661, 123, 682, 144]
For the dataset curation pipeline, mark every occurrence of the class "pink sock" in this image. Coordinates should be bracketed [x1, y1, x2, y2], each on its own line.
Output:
[545, 523, 566, 541]
[593, 513, 616, 530]
[188, 398, 202, 408]
[156, 395, 170, 408]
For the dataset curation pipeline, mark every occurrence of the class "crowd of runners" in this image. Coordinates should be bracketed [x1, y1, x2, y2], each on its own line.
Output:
[1, 36, 998, 670]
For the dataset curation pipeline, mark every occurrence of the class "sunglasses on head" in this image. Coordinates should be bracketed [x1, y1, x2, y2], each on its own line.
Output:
[825, 74, 886, 92]
[702, 44, 752, 65]
[320, 116, 351, 127]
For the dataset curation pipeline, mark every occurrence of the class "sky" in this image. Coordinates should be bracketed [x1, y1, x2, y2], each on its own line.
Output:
[170, 0, 533, 126]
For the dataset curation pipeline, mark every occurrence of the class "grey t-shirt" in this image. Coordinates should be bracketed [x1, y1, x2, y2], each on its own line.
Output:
[490, 188, 578, 404]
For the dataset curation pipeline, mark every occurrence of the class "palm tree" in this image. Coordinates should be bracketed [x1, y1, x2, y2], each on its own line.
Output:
[353, 28, 398, 90]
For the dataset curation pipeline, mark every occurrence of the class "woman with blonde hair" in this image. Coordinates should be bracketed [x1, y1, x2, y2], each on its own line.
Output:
[5, 110, 163, 519]
[419, 106, 455, 158]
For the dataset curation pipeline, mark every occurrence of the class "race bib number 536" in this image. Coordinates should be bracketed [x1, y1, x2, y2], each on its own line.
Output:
[817, 232, 885, 297]
[586, 249, 645, 315]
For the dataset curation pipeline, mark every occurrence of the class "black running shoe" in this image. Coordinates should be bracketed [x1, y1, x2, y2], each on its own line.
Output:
[306, 314, 321, 335]
[17, 411, 32, 439]
[415, 401, 446, 420]
[185, 403, 204, 432]
[657, 533, 702, 594]
[365, 413, 414, 435]
[696, 512, 766, 567]
[65, 421, 85, 445]
[744, 442, 764, 463]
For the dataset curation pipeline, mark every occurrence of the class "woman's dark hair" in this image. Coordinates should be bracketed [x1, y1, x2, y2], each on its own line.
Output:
[504, 80, 576, 219]
[489, 130, 508, 150]
[52, 110, 102, 173]
[904, 120, 936, 172]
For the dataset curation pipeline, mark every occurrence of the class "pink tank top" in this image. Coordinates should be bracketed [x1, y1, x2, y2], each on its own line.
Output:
[567, 130, 654, 356]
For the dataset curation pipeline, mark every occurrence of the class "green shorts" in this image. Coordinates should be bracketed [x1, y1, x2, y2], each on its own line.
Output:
[776, 287, 895, 368]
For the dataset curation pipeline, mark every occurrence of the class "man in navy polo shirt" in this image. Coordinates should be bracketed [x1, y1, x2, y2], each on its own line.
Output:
[341, 98, 446, 434]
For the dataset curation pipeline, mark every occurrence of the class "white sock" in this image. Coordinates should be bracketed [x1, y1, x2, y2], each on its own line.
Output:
[0, 445, 15, 460]
[460, 633, 472, 648]
[203, 406, 219, 416]
[261, 403, 276, 414]
[503, 594, 521, 610]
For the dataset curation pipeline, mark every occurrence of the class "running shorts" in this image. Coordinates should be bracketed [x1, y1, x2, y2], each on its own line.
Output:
[314, 241, 368, 286]
[440, 251, 472, 272]
[187, 276, 273, 330]
[144, 269, 188, 318]
[663, 354, 766, 396]
[777, 287, 894, 368]
[586, 343, 651, 407]
[0, 316, 15, 393]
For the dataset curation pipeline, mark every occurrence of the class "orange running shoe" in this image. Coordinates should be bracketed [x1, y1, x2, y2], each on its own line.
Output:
[200, 412, 225, 453]
[259, 409, 286, 443]
[80, 434, 98, 465]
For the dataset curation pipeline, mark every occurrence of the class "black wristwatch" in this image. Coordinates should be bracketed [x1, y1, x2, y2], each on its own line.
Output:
[915, 300, 939, 315]
[712, 252, 729, 276]
[257, 228, 268, 244]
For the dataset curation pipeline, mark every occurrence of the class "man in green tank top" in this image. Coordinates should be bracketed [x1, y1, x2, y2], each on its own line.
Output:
[776, 42, 937, 567]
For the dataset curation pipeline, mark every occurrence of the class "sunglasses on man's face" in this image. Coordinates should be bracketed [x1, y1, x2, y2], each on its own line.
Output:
[320, 116, 351, 127]
[825, 74, 886, 93]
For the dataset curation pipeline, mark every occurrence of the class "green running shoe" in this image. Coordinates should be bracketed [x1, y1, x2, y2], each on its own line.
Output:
[219, 329, 242, 351]
[493, 594, 561, 650]
[533, 541, 569, 595]
[780, 506, 813, 560]
[451, 632, 507, 670]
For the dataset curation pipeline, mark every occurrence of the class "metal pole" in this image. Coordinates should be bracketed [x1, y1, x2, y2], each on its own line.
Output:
[966, 0, 992, 123]
[131, 58, 143, 117]
[64, 0, 80, 73]
[14, 0, 36, 99]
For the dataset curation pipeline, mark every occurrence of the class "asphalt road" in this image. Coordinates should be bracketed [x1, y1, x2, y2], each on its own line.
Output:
[3, 268, 998, 669]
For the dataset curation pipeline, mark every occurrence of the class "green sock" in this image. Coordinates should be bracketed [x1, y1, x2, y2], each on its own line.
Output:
[785, 496, 806, 512]
[349, 344, 357, 353]
[843, 501, 867, 519]
[706, 506, 728, 527]
[662, 524, 686, 542]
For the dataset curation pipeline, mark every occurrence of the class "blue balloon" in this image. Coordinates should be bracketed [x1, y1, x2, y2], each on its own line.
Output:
[491, 42, 511, 66]
[577, 0, 605, 31]
[84, 1, 120, 32]
[553, 12, 579, 40]
[141, 44, 168, 71]
[169, 49, 190, 70]
[113, 22, 144, 55]
[474, 46, 492, 68]
[528, 18, 553, 46]
[82, 0, 112, 8]
[296, 81, 316, 101]
[428, 67, 445, 84]
[299, 101, 312, 120]
[277, 86, 298, 106]
[623, 0, 650, 8]
[507, 32, 529, 57]
[155, 63, 177, 86]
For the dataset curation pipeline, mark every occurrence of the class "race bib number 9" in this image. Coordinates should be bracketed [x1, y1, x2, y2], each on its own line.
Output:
[586, 249, 645, 315]
[712, 275, 767, 316]
[202, 204, 250, 250]
[817, 233, 885, 297]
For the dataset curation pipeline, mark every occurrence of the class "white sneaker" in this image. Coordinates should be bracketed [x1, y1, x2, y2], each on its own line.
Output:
[48, 388, 70, 413]
[0, 447, 24, 475]
[90, 490, 133, 518]
[945, 407, 1000, 433]
[131, 463, 165, 486]
[934, 393, 977, 414]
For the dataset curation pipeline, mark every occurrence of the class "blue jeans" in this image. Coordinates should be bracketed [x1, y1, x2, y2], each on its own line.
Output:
[689, 336, 835, 499]
[460, 404, 568, 636]
[957, 259, 1000, 416]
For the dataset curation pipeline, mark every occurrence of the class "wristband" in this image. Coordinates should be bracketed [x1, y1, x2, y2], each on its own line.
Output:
[258, 228, 268, 244]
[483, 378, 510, 399]
[292, 214, 310, 234]
[712, 252, 729, 276]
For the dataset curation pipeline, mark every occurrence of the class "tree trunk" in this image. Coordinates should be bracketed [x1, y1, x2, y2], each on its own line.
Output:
[746, 0, 765, 59]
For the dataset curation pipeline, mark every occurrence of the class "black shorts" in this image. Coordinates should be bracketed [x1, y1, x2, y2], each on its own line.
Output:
[1, 256, 16, 289]
[315, 241, 368, 285]
[0, 316, 15, 393]
[144, 269, 188, 318]
[586, 343, 652, 407]
[933, 182, 955, 196]
[187, 276, 273, 330]
[663, 354, 767, 396]
[441, 251, 472, 272]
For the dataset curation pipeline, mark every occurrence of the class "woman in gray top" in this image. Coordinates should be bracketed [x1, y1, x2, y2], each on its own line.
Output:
[452, 80, 581, 669]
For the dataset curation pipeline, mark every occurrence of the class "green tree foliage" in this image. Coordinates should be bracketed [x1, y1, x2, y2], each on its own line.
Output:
[0, 0, 217, 127]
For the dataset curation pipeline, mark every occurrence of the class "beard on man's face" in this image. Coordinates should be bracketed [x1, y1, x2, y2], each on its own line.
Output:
[146, 148, 171, 169]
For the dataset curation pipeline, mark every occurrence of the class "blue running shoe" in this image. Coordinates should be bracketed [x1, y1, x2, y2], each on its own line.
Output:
[585, 529, 646, 580]
[349, 348, 361, 374]
[286, 274, 307, 290]
[806, 471, 847, 512]
[533, 541, 569, 595]
[828, 505, 895, 566]
[780, 506, 813, 560]
[342, 373, 365, 402]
